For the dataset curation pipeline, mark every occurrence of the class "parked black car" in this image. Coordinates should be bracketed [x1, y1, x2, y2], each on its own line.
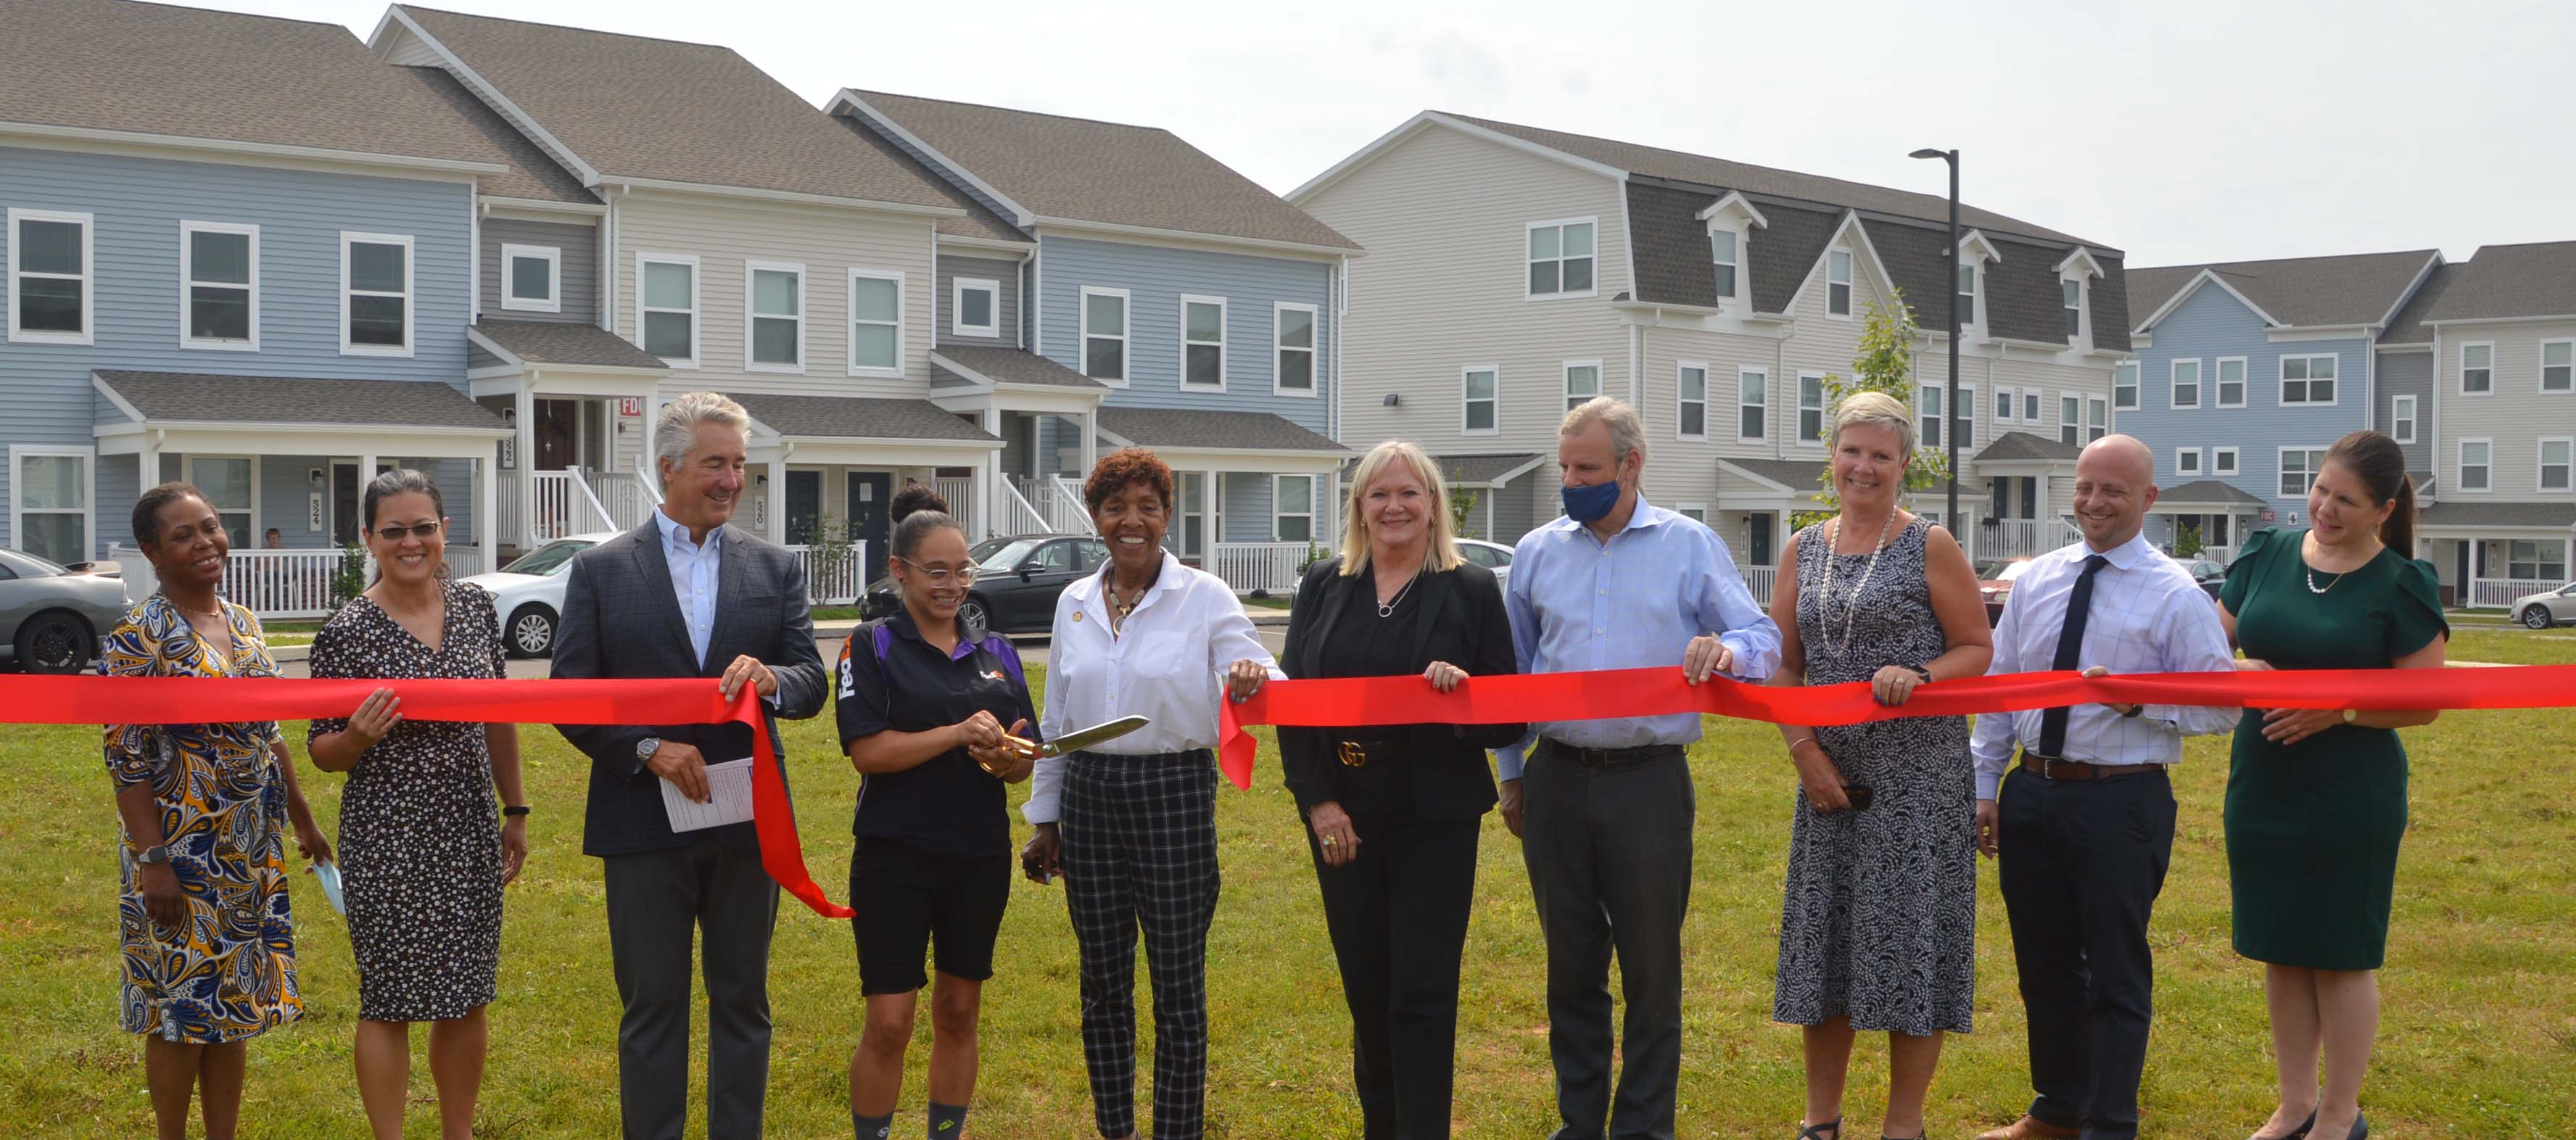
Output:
[2171, 555, 2227, 600]
[1, 546, 131, 673]
[859, 533, 1110, 634]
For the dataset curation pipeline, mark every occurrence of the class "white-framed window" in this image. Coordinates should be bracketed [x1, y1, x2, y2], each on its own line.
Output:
[186, 455, 256, 549]
[2391, 395, 2416, 444]
[180, 220, 257, 350]
[2114, 360, 2139, 410]
[1957, 263, 1976, 326]
[2461, 342, 2494, 394]
[848, 269, 904, 376]
[2215, 356, 2247, 408]
[1081, 286, 1129, 384]
[2542, 339, 2573, 394]
[746, 260, 804, 372]
[1709, 228, 1738, 300]
[1676, 503, 1709, 524]
[1825, 249, 1854, 318]
[1462, 365, 1498, 435]
[1272, 474, 1314, 543]
[637, 253, 700, 367]
[2458, 438, 2493, 492]
[341, 231, 413, 356]
[1677, 362, 1708, 441]
[2508, 539, 2569, 582]
[1994, 384, 2017, 423]
[2086, 396, 2108, 443]
[2061, 278, 2083, 337]
[2176, 447, 2203, 477]
[1738, 367, 1770, 442]
[1954, 382, 1976, 448]
[1564, 360, 1601, 412]
[2213, 446, 2239, 476]
[2540, 437, 2573, 492]
[1274, 302, 1317, 396]
[2280, 353, 2337, 405]
[951, 276, 999, 339]
[2171, 358, 2203, 409]
[2023, 390, 2041, 422]
[499, 242, 560, 313]
[1917, 383, 1941, 450]
[1798, 373, 1826, 445]
[6, 208, 91, 345]
[2279, 447, 2327, 497]
[1180, 294, 1226, 389]
[2060, 392, 2081, 446]
[1527, 218, 1597, 300]
[9, 445, 94, 564]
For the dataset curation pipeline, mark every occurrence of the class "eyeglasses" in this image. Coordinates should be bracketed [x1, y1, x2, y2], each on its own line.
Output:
[896, 557, 980, 586]
[371, 523, 442, 541]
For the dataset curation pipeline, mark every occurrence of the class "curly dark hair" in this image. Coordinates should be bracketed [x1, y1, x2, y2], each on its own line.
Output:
[1082, 447, 1176, 515]
[888, 482, 950, 526]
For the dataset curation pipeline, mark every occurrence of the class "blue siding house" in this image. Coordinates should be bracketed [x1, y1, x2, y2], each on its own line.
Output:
[2120, 249, 2442, 559]
[833, 91, 1362, 588]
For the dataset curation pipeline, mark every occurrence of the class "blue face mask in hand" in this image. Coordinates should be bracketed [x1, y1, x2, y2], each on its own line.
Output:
[1561, 478, 1622, 524]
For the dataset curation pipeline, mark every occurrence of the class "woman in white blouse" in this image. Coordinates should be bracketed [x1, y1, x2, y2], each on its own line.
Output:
[1020, 447, 1273, 1140]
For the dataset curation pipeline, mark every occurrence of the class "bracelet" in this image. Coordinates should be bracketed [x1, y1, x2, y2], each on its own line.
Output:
[502, 805, 531, 817]
[1785, 735, 1820, 753]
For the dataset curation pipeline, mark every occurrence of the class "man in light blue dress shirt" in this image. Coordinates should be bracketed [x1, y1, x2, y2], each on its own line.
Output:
[1503, 397, 1781, 1140]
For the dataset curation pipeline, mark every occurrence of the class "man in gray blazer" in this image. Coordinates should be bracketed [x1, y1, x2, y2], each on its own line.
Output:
[553, 392, 828, 1140]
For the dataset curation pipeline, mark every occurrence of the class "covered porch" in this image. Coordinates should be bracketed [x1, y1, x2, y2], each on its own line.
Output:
[2147, 479, 2266, 565]
[467, 321, 668, 552]
[1713, 457, 1828, 599]
[1962, 431, 2083, 562]
[1094, 407, 1350, 595]
[730, 393, 1005, 606]
[2419, 501, 2576, 608]
[929, 346, 1109, 541]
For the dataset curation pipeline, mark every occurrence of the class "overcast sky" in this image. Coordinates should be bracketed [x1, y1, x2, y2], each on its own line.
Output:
[210, 0, 2572, 266]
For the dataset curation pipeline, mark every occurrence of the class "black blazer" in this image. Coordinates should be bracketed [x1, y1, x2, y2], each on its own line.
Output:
[1278, 555, 1524, 821]
[553, 519, 829, 857]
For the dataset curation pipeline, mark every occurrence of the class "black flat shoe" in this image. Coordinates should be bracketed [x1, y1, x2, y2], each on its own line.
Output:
[1796, 1119, 1840, 1140]
[2252, 1108, 2316, 1140]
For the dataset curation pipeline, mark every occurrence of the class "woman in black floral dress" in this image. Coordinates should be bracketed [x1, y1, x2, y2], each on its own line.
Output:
[308, 470, 527, 1140]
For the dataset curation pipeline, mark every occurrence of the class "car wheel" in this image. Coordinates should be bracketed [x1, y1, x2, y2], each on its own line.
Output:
[507, 604, 558, 658]
[958, 595, 992, 634]
[2525, 605, 2556, 630]
[15, 610, 94, 674]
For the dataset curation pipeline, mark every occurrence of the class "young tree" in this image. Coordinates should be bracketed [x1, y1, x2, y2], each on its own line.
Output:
[1793, 292, 1954, 529]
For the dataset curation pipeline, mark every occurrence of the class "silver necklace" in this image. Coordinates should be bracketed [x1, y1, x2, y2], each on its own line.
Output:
[1376, 563, 1424, 618]
[1817, 511, 1898, 656]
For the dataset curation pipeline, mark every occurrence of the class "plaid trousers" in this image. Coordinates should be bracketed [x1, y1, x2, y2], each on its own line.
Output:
[1060, 749, 1221, 1140]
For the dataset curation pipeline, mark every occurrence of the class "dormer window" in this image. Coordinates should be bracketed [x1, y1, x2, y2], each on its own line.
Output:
[1711, 230, 1738, 300]
[1957, 263, 1976, 326]
[2062, 278, 2082, 336]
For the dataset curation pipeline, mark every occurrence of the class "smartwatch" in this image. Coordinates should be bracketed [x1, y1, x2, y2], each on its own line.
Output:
[136, 844, 171, 865]
[1906, 664, 1933, 684]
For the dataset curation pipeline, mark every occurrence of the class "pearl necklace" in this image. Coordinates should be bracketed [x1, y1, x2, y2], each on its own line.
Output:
[1818, 511, 1898, 656]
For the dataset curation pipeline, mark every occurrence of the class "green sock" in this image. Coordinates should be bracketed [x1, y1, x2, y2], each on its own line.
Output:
[928, 1101, 968, 1136]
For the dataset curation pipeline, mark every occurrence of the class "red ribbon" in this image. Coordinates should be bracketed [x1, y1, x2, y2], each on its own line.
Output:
[15, 676, 852, 920]
[1213, 664, 2576, 788]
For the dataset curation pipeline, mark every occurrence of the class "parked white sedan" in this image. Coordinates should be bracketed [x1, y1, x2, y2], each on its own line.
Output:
[1456, 537, 1514, 589]
[2512, 581, 2576, 629]
[460, 532, 621, 658]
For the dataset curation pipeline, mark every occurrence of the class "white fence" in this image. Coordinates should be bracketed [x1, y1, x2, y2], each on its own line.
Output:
[2469, 577, 2561, 609]
[1968, 516, 2084, 561]
[109, 545, 490, 621]
[1742, 563, 1778, 600]
[499, 468, 619, 546]
[788, 541, 875, 606]
[1208, 541, 1308, 595]
[936, 477, 974, 534]
[592, 468, 658, 532]
[2202, 544, 2237, 566]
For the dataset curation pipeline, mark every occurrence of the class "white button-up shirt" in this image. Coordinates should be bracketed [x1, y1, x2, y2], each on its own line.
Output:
[1023, 549, 1281, 825]
[653, 508, 723, 669]
[1969, 529, 2239, 798]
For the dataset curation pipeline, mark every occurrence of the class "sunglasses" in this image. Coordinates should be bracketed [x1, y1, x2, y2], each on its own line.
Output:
[370, 523, 442, 541]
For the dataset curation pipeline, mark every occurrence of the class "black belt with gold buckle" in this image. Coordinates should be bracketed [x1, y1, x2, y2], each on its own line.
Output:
[1336, 735, 1402, 768]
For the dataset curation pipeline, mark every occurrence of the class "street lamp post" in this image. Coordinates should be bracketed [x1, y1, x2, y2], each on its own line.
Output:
[1910, 148, 1960, 529]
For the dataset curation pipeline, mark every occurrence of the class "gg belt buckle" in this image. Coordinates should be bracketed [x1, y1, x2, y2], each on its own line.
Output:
[1337, 740, 1368, 768]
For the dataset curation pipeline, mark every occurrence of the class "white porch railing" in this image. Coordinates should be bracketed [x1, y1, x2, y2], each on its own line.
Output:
[1208, 541, 1308, 595]
[1969, 516, 2082, 561]
[591, 468, 657, 532]
[1014, 476, 1090, 534]
[1743, 564, 1778, 600]
[786, 540, 875, 606]
[529, 469, 616, 543]
[936, 476, 975, 534]
[2202, 544, 2237, 566]
[2469, 577, 2562, 609]
[107, 545, 490, 621]
[996, 480, 1053, 537]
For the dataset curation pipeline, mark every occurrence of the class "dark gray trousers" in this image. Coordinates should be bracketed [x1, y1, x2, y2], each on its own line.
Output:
[602, 837, 781, 1140]
[1521, 742, 1695, 1140]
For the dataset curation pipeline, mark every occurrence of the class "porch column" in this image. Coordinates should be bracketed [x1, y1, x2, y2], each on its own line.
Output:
[980, 406, 1002, 540]
[1204, 468, 1221, 553]
[767, 458, 788, 544]
[1081, 409, 1099, 479]
[1322, 466, 1342, 549]
[476, 454, 497, 574]
[514, 386, 537, 548]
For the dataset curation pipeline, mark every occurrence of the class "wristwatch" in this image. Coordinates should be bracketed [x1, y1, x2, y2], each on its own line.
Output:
[1906, 664, 1933, 684]
[2341, 709, 2359, 725]
[135, 844, 171, 865]
[632, 736, 663, 778]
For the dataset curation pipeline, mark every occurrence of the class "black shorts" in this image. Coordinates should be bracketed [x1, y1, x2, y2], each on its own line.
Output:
[847, 838, 1011, 995]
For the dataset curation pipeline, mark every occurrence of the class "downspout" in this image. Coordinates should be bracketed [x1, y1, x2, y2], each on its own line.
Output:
[1627, 321, 1641, 408]
[1333, 255, 1348, 442]
[469, 183, 482, 324]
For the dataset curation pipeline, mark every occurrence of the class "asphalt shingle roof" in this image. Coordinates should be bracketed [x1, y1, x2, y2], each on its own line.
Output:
[395, 7, 955, 209]
[1720, 457, 1830, 490]
[473, 321, 664, 369]
[730, 395, 997, 443]
[2156, 479, 2266, 507]
[2126, 249, 2440, 331]
[929, 347, 1105, 389]
[2416, 241, 2576, 325]
[96, 372, 506, 431]
[1974, 431, 2084, 463]
[1437, 453, 1544, 485]
[845, 91, 1361, 250]
[0, 0, 512, 169]
[395, 67, 595, 205]
[1097, 408, 1347, 453]
[832, 117, 1028, 243]
[2419, 500, 2576, 529]
[2378, 265, 2453, 344]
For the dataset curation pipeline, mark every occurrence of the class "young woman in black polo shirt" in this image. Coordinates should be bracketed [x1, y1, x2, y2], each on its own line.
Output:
[837, 508, 1039, 1140]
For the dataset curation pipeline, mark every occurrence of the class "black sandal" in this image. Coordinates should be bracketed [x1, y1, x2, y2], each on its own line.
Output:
[1797, 1120, 1841, 1140]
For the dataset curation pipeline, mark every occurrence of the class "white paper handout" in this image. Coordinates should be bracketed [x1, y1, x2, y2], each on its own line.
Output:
[661, 756, 756, 833]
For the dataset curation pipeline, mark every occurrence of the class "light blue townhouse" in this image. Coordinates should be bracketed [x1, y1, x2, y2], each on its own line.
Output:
[0, 0, 558, 618]
[832, 91, 1363, 590]
[2119, 249, 2443, 561]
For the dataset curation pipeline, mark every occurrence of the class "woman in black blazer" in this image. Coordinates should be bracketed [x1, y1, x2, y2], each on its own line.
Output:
[1279, 439, 1524, 1140]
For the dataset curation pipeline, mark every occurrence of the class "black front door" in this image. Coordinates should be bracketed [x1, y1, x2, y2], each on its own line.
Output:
[333, 463, 360, 545]
[847, 472, 893, 567]
[1747, 512, 1775, 567]
[784, 471, 820, 545]
[534, 399, 580, 470]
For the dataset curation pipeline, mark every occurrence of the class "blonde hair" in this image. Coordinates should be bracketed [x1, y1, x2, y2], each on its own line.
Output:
[1829, 390, 1916, 459]
[1337, 439, 1464, 577]
[1560, 396, 1646, 465]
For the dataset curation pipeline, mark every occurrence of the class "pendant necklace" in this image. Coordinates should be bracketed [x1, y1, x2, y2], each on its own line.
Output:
[1818, 511, 1897, 656]
[1376, 563, 1424, 618]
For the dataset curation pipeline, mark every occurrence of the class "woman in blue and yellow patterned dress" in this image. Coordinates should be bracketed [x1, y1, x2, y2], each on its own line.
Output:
[104, 482, 331, 1140]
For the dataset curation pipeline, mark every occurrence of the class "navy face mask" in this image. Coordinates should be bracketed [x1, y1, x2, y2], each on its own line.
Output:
[1561, 477, 1622, 524]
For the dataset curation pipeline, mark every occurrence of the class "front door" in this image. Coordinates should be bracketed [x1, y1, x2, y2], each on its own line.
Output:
[784, 471, 820, 545]
[534, 399, 580, 470]
[1746, 512, 1775, 567]
[331, 459, 395, 545]
[847, 471, 892, 567]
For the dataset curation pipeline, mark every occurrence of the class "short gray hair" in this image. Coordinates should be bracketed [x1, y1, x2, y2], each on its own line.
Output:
[1829, 390, 1916, 458]
[653, 392, 750, 482]
[1559, 396, 1646, 466]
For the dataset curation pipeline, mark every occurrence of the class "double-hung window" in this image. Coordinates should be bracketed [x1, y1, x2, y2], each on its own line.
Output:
[747, 261, 804, 372]
[1994, 385, 2016, 423]
[9, 445, 93, 564]
[1677, 363, 1708, 440]
[1957, 263, 1976, 325]
[2281, 354, 2336, 405]
[1917, 384, 1942, 449]
[181, 221, 257, 349]
[1740, 368, 1770, 442]
[1273, 475, 1314, 542]
[639, 254, 699, 365]
[2461, 342, 2493, 394]
[2216, 357, 2247, 408]
[1181, 295, 1226, 389]
[2458, 439, 2493, 492]
[849, 270, 903, 374]
[2213, 447, 2240, 476]
[2060, 393, 2082, 446]
[1463, 366, 1498, 434]
[341, 232, 412, 355]
[2086, 397, 2108, 442]
[951, 277, 998, 338]
[2062, 279, 2083, 336]
[1953, 384, 1976, 449]
[7, 209, 91, 344]
[2509, 540, 2569, 583]
[2114, 361, 2140, 410]
[2279, 447, 2327, 497]
[1799, 373, 1826, 444]
[2540, 437, 2573, 492]
[2391, 395, 2416, 444]
[2176, 448, 2203, 477]
[2023, 391, 2041, 422]
[2171, 359, 2202, 409]
[1274, 302, 1316, 395]
[1564, 360, 1601, 412]
[500, 243, 560, 313]
[1826, 249, 1853, 317]
[2542, 339, 2573, 393]
[1081, 286, 1128, 384]
[1710, 230, 1738, 300]
[188, 456, 255, 549]
[1527, 218, 1596, 298]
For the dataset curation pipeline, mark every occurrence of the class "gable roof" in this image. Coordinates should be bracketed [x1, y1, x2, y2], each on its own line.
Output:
[731, 395, 999, 443]
[838, 91, 1360, 252]
[2157, 479, 2266, 508]
[0, 0, 508, 173]
[394, 67, 595, 205]
[1097, 408, 1347, 454]
[930, 347, 1105, 389]
[829, 117, 1027, 244]
[94, 371, 507, 431]
[471, 321, 664, 369]
[1974, 431, 2084, 463]
[2126, 249, 2441, 333]
[2416, 240, 2576, 326]
[385, 7, 956, 210]
[2378, 263, 2453, 344]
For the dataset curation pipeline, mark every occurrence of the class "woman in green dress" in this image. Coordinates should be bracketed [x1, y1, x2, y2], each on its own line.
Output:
[2219, 431, 2447, 1140]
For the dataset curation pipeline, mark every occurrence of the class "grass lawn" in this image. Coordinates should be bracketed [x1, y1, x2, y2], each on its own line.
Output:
[4, 661, 2571, 1138]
